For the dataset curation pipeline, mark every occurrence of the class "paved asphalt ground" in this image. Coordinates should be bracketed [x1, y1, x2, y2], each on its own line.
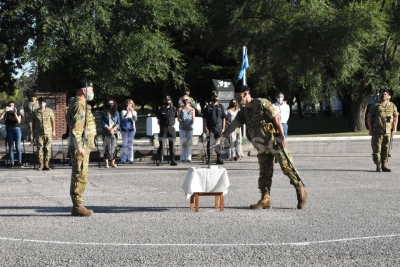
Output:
[0, 138, 400, 266]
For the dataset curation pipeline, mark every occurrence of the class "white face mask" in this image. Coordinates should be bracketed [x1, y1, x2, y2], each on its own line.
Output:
[41, 103, 46, 109]
[86, 92, 94, 101]
[277, 97, 283, 103]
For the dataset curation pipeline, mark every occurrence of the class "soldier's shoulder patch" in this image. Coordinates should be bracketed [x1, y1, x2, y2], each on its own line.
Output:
[78, 114, 85, 121]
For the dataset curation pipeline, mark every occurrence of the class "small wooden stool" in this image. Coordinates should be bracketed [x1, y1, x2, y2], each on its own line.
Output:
[190, 192, 224, 212]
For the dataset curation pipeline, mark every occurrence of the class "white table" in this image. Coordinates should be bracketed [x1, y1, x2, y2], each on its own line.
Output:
[182, 167, 230, 211]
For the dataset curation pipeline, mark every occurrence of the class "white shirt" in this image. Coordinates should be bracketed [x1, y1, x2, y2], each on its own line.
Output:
[272, 101, 290, 123]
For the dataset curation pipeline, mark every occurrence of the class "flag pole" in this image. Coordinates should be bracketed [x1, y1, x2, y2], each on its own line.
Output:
[243, 46, 247, 86]
[241, 46, 247, 140]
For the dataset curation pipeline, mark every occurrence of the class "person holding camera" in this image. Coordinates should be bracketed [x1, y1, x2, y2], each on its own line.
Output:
[0, 101, 22, 167]
[120, 99, 137, 164]
[32, 98, 56, 171]
[367, 88, 398, 172]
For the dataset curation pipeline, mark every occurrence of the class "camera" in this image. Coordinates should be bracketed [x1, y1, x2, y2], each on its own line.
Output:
[386, 116, 391, 123]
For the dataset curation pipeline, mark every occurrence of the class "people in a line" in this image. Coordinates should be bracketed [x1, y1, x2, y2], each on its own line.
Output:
[66, 79, 97, 216]
[225, 99, 242, 161]
[157, 95, 178, 166]
[0, 101, 22, 167]
[23, 92, 40, 145]
[215, 85, 307, 210]
[32, 98, 55, 171]
[178, 96, 195, 162]
[367, 88, 398, 172]
[101, 99, 120, 168]
[202, 91, 227, 165]
[272, 92, 290, 137]
[120, 99, 137, 164]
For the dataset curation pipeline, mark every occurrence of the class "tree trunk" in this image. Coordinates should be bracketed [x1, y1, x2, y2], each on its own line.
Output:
[349, 91, 370, 132]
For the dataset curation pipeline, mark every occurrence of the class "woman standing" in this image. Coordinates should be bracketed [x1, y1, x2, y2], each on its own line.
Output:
[178, 96, 195, 162]
[120, 99, 137, 164]
[101, 99, 120, 168]
[225, 99, 242, 161]
[0, 101, 22, 167]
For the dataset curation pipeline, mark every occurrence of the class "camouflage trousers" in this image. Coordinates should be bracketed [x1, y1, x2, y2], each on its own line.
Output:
[69, 148, 91, 205]
[36, 135, 52, 163]
[28, 122, 34, 141]
[371, 133, 391, 164]
[257, 143, 301, 191]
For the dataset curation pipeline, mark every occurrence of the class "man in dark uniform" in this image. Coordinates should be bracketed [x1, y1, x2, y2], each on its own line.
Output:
[157, 95, 178, 166]
[202, 91, 227, 164]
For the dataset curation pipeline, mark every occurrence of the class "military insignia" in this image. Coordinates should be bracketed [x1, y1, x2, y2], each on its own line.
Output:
[79, 114, 85, 120]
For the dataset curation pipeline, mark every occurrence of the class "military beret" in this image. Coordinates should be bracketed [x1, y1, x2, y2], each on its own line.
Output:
[379, 88, 390, 94]
[76, 79, 94, 89]
[235, 85, 250, 93]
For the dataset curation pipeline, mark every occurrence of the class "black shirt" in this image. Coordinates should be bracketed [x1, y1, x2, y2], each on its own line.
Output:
[157, 106, 177, 127]
[4, 110, 21, 129]
[202, 103, 227, 128]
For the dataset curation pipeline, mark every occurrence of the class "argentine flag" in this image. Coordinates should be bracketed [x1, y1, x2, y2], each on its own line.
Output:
[238, 50, 249, 80]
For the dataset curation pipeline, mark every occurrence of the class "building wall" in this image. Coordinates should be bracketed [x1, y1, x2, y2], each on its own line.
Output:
[35, 92, 67, 140]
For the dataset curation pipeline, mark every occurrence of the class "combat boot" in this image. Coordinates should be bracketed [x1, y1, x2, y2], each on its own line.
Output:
[381, 163, 391, 172]
[250, 188, 271, 209]
[295, 183, 307, 209]
[376, 163, 382, 172]
[37, 162, 44, 171]
[43, 162, 52, 170]
[71, 204, 94, 217]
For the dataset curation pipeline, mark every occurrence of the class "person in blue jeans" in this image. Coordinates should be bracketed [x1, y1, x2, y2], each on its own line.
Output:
[0, 101, 22, 167]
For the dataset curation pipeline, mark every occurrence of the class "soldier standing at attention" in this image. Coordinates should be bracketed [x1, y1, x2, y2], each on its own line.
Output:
[157, 95, 178, 166]
[367, 88, 398, 172]
[24, 92, 40, 146]
[32, 98, 55, 171]
[202, 91, 227, 165]
[215, 85, 307, 209]
[67, 80, 97, 216]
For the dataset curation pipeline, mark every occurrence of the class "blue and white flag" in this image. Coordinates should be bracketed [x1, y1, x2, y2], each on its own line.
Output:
[238, 50, 249, 80]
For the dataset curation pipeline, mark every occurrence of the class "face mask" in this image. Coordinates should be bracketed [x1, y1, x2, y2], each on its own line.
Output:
[235, 94, 244, 105]
[31, 97, 37, 102]
[107, 104, 114, 108]
[164, 102, 171, 107]
[212, 98, 218, 103]
[86, 92, 94, 101]
[277, 98, 283, 103]
[380, 94, 390, 101]
[41, 103, 46, 109]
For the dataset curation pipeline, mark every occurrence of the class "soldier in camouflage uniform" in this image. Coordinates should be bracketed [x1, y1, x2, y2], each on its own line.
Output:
[66, 80, 97, 216]
[367, 88, 398, 172]
[23, 93, 40, 145]
[216, 85, 307, 209]
[32, 98, 55, 171]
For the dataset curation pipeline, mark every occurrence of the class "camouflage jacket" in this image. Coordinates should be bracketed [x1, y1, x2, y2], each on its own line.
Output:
[32, 108, 55, 136]
[233, 98, 277, 142]
[24, 101, 40, 122]
[67, 97, 97, 150]
[368, 101, 399, 134]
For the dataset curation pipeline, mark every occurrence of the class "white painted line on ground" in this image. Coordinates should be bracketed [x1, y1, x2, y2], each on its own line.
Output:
[0, 234, 399, 247]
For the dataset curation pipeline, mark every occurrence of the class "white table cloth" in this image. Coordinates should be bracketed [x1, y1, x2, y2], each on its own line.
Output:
[182, 167, 230, 199]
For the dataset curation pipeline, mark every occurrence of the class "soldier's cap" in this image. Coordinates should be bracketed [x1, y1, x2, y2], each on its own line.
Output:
[38, 97, 46, 102]
[211, 91, 218, 97]
[379, 88, 390, 94]
[235, 85, 250, 93]
[163, 95, 171, 101]
[76, 79, 94, 89]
